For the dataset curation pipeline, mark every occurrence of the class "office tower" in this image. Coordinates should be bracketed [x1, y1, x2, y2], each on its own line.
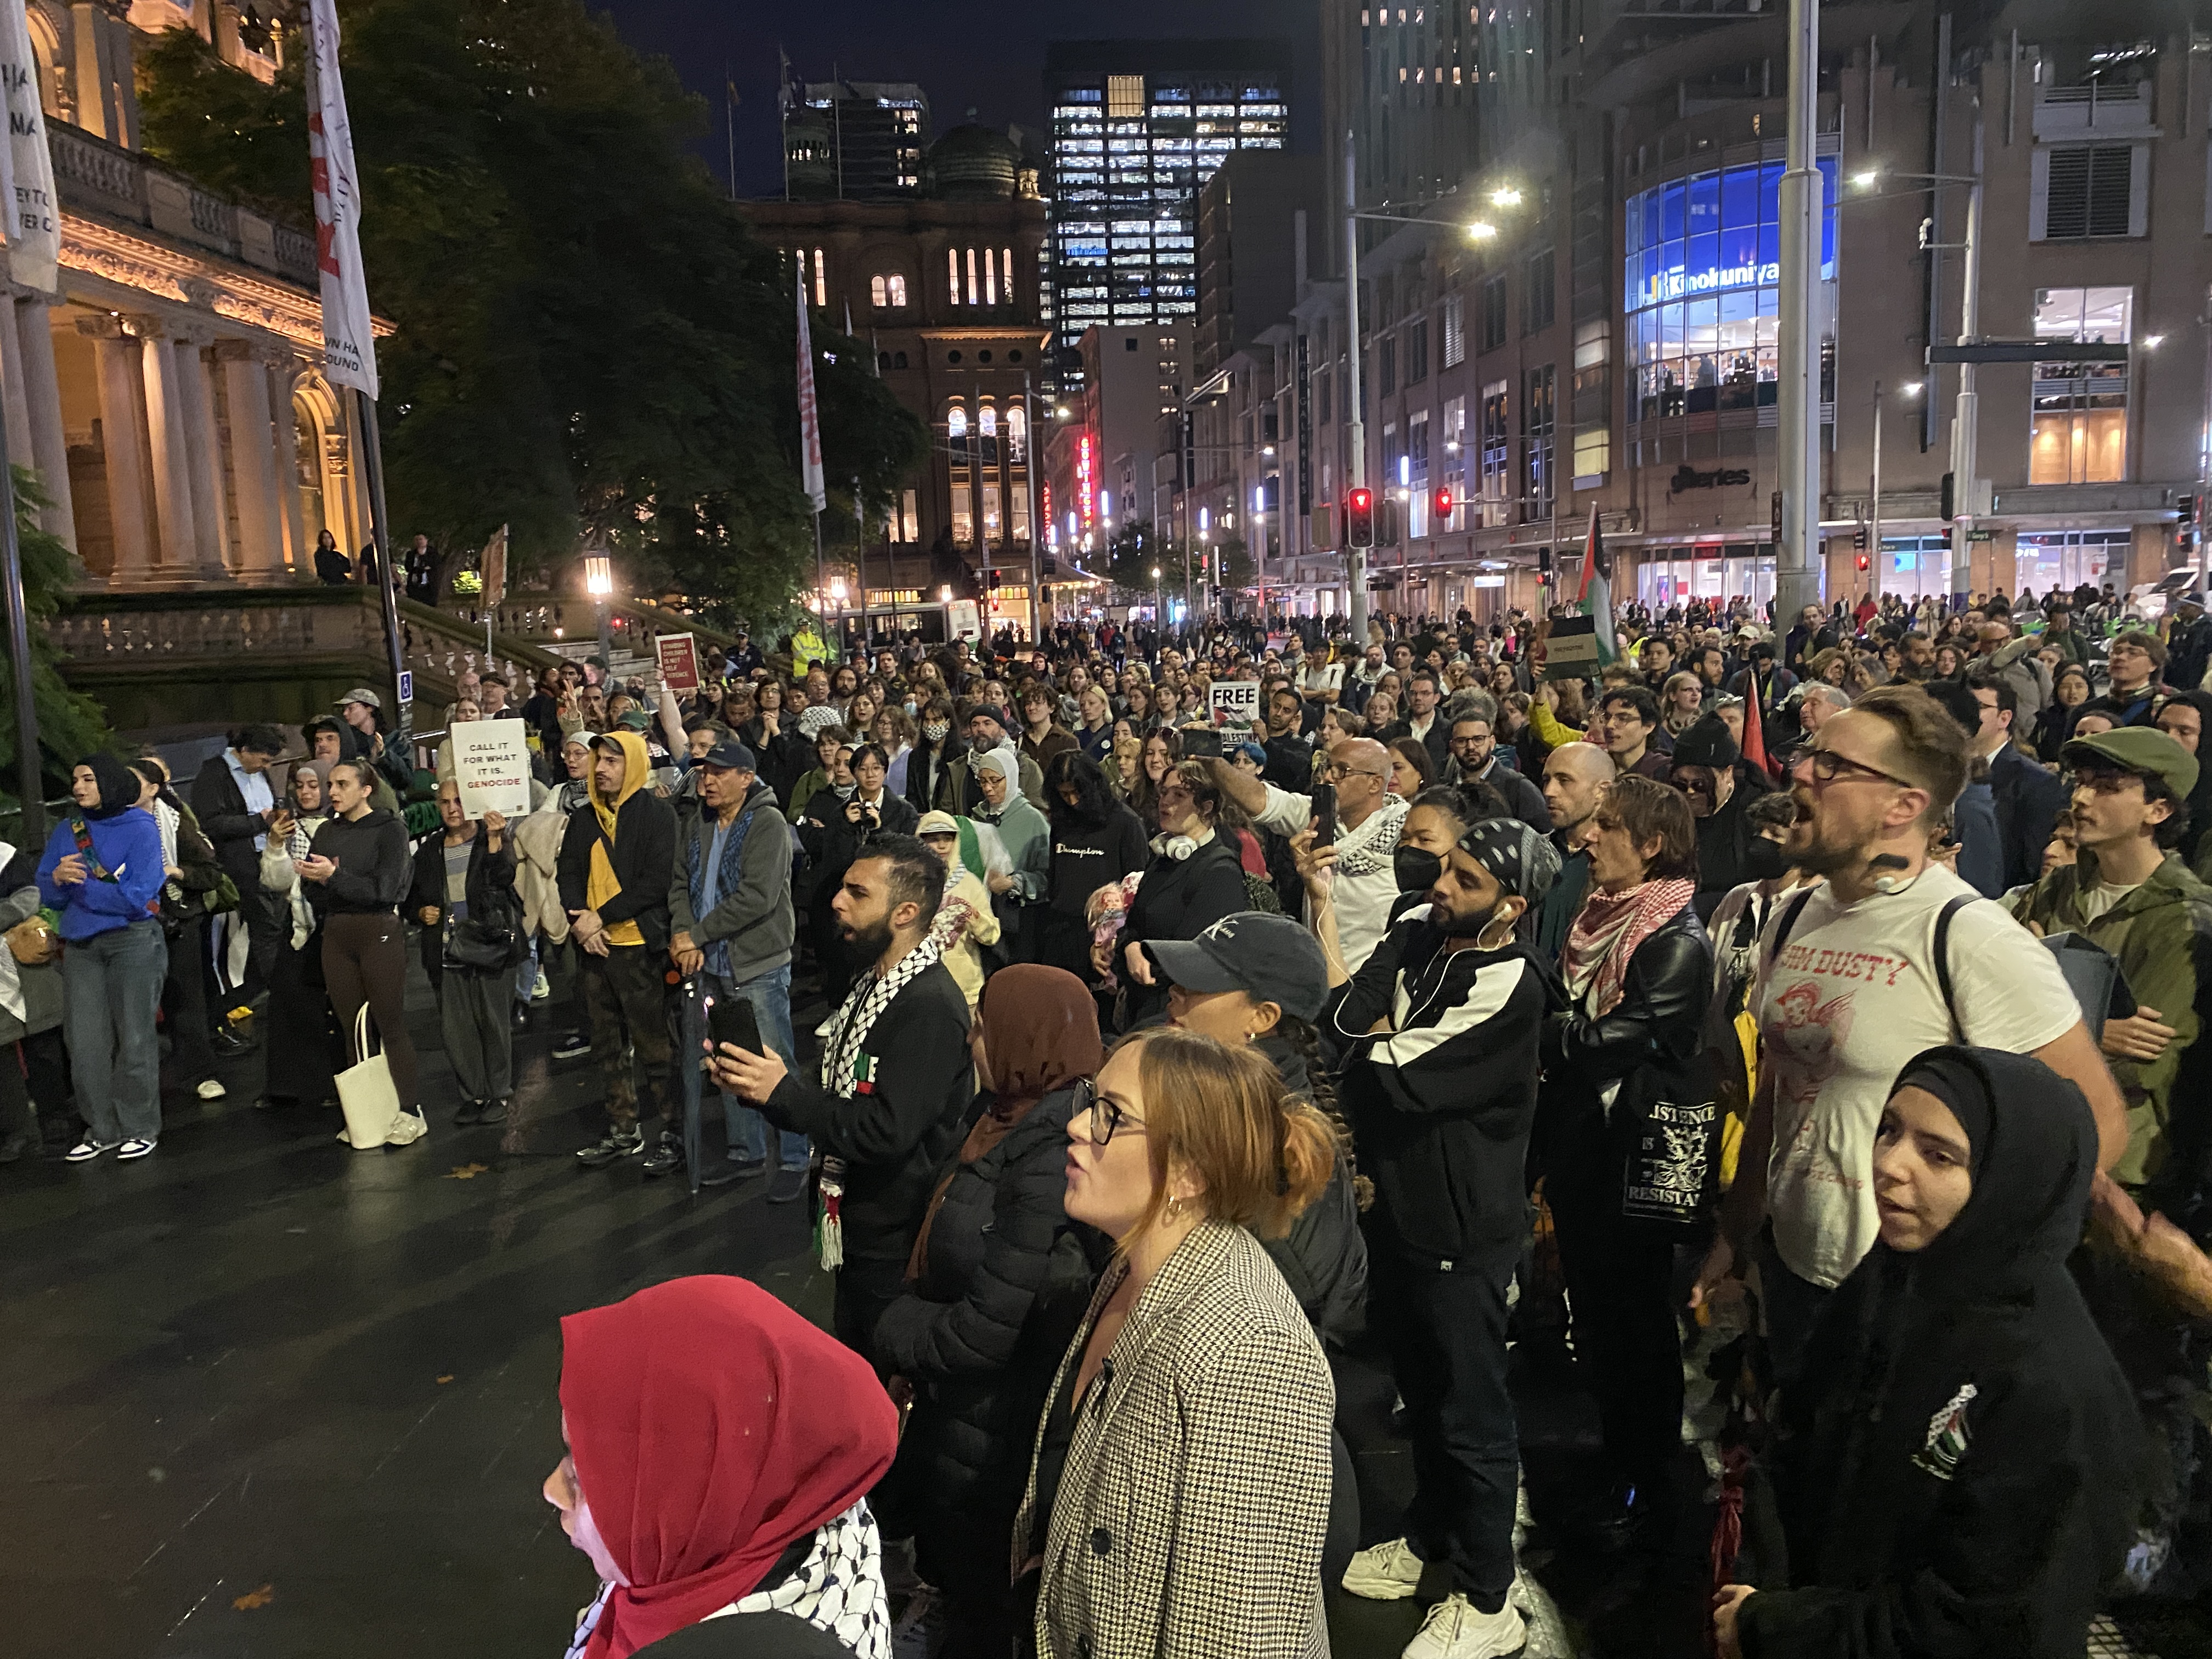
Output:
[1045, 39, 1294, 347]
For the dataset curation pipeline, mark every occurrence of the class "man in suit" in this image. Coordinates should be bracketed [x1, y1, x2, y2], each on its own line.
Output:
[1967, 669, 2066, 891]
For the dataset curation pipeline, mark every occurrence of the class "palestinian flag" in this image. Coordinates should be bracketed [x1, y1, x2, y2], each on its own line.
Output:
[1574, 505, 1618, 667]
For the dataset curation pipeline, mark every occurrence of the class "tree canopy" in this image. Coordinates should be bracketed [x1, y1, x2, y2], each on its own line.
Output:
[0, 469, 111, 816]
[138, 0, 924, 628]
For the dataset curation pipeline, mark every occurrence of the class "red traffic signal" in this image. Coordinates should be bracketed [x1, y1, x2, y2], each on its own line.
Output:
[1857, 554, 1871, 572]
[1346, 487, 1375, 549]
[1432, 486, 1455, 523]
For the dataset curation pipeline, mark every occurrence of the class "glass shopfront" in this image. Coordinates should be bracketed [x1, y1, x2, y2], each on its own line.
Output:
[1635, 545, 1779, 608]
[1624, 159, 1838, 421]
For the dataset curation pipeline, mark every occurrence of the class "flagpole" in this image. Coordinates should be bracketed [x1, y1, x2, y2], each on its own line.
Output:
[355, 389, 404, 706]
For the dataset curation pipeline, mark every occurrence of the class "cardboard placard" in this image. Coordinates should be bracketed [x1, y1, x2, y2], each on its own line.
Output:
[654, 632, 701, 695]
[1542, 614, 1601, 681]
[449, 719, 534, 819]
[1208, 680, 1261, 727]
[946, 599, 982, 643]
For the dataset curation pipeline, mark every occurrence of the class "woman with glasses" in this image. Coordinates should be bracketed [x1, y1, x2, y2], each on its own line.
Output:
[1097, 760, 1247, 1030]
[874, 966, 1104, 1659]
[1015, 1028, 1337, 1659]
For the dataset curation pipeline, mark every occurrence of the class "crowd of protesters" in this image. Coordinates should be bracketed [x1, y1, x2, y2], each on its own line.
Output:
[10, 571, 2212, 1659]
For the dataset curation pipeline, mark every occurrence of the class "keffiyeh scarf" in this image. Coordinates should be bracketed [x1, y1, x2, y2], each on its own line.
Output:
[564, 1500, 890, 1659]
[1562, 877, 1696, 1018]
[1331, 792, 1409, 879]
[813, 936, 944, 1268]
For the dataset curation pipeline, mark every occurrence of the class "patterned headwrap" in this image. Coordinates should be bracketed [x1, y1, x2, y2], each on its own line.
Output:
[1455, 815, 1561, 901]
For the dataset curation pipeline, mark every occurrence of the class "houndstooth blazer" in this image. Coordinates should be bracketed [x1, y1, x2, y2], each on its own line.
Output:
[1012, 1218, 1336, 1659]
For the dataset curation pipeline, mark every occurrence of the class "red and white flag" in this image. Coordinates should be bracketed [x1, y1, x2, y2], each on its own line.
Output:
[795, 266, 825, 513]
[308, 0, 378, 399]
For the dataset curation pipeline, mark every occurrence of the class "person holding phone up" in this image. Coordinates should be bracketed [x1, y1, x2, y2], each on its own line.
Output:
[800, 742, 919, 1006]
[1207, 737, 1409, 979]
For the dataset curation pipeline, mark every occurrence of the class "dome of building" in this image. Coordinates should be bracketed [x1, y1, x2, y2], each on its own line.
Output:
[927, 123, 1019, 201]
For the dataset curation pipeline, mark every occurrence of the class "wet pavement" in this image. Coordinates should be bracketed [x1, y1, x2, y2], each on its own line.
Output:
[1, 956, 1722, 1659]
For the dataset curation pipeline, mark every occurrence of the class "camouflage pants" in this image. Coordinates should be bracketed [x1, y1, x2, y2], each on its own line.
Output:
[582, 944, 675, 1131]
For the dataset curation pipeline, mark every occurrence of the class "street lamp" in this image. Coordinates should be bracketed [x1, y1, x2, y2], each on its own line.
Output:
[830, 575, 848, 654]
[584, 551, 614, 666]
[1489, 185, 1522, 207]
[1152, 563, 1163, 628]
[1465, 221, 1498, 240]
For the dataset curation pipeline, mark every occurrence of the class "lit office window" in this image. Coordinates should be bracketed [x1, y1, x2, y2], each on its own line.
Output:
[2030, 286, 2131, 484]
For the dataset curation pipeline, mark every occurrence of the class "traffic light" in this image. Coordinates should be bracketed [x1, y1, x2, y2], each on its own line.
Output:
[1852, 523, 1869, 551]
[1769, 490, 1782, 543]
[1857, 554, 1871, 572]
[1940, 471, 1956, 521]
[987, 567, 1001, 592]
[1346, 487, 1375, 549]
[1432, 486, 1455, 525]
[1378, 495, 1402, 549]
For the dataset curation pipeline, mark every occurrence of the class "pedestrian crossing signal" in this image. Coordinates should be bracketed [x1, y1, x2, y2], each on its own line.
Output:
[1346, 488, 1375, 549]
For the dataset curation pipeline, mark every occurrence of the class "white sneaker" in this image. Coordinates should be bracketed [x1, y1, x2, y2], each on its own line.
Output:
[1342, 1537, 1426, 1600]
[1401, 1593, 1526, 1659]
[532, 970, 550, 1001]
[195, 1079, 227, 1101]
[383, 1109, 429, 1147]
[115, 1138, 157, 1161]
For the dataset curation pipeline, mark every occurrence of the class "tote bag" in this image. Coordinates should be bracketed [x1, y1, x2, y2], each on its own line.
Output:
[335, 1005, 426, 1149]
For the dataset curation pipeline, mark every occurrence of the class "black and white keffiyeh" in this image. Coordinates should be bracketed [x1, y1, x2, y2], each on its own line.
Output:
[1330, 793, 1408, 879]
[562, 1499, 890, 1659]
[812, 936, 943, 1269]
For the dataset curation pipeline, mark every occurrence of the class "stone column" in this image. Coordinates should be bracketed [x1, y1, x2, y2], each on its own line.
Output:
[18, 298, 77, 551]
[0, 297, 31, 475]
[67, 4, 109, 142]
[80, 318, 151, 584]
[269, 358, 306, 573]
[174, 327, 231, 578]
[132, 316, 200, 575]
[217, 338, 286, 582]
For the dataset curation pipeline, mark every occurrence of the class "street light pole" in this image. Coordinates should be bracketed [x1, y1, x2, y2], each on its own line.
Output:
[1344, 128, 1368, 647]
[1946, 120, 1985, 604]
[1152, 563, 1163, 631]
[1775, 0, 1823, 626]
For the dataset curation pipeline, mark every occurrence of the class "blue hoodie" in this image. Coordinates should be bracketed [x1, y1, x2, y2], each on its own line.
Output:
[37, 807, 165, 940]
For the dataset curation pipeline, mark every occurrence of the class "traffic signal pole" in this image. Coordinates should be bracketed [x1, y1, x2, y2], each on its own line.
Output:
[1344, 129, 1368, 647]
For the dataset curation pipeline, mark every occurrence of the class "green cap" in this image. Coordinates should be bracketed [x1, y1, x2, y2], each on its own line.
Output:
[2063, 726, 2199, 799]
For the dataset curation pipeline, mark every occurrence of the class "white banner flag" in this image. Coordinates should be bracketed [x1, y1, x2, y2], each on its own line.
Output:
[308, 0, 378, 399]
[0, 0, 58, 295]
[795, 266, 824, 513]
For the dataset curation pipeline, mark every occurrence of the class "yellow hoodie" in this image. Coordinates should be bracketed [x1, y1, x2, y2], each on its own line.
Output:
[584, 729, 651, 948]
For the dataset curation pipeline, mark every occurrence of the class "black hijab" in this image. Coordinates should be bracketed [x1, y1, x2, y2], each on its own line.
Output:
[76, 753, 141, 821]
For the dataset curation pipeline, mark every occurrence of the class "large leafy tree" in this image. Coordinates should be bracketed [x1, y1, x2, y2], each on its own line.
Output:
[138, 0, 923, 628]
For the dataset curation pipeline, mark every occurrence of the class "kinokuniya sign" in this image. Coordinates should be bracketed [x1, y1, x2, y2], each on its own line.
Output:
[1632, 259, 1781, 307]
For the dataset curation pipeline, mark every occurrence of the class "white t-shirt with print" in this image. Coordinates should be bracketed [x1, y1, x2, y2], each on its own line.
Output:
[1751, 864, 2080, 1289]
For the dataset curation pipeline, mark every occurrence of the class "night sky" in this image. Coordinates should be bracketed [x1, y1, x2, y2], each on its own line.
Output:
[588, 0, 1322, 197]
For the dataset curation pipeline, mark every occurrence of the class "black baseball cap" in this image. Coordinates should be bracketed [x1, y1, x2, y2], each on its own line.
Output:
[697, 740, 758, 771]
[1144, 912, 1329, 1023]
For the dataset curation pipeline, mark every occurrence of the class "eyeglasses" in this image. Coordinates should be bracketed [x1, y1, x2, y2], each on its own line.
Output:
[2064, 768, 2143, 797]
[1072, 1077, 1146, 1147]
[1320, 761, 1385, 781]
[1796, 744, 1917, 790]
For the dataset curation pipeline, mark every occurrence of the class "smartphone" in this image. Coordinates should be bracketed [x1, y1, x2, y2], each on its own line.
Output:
[1181, 727, 1224, 760]
[706, 994, 763, 1058]
[1311, 781, 1339, 849]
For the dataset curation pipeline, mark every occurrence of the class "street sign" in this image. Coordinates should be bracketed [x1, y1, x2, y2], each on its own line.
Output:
[396, 669, 414, 709]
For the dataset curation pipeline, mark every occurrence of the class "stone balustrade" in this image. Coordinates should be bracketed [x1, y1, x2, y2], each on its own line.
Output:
[50, 125, 319, 289]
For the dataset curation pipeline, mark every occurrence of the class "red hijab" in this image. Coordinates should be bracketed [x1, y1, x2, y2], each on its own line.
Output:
[560, 1275, 897, 1659]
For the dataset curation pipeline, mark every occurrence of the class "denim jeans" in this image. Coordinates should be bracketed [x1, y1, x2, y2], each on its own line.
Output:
[64, 918, 168, 1144]
[685, 963, 808, 1169]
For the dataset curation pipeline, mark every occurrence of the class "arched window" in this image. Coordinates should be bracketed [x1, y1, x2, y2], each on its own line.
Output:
[984, 247, 998, 306]
[1006, 404, 1028, 462]
[870, 274, 888, 308]
[947, 248, 961, 305]
[977, 405, 997, 438]
[946, 403, 968, 442]
[887, 273, 907, 307]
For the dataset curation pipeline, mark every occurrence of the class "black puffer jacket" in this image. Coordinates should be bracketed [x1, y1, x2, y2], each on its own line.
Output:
[1536, 904, 1712, 1188]
[872, 1086, 1101, 1512]
[1255, 1029, 1368, 1344]
[1117, 833, 1248, 1027]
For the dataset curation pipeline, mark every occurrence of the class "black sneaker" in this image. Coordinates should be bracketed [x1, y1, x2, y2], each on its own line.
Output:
[453, 1099, 486, 1127]
[511, 1004, 531, 1033]
[552, 1031, 592, 1062]
[640, 1131, 685, 1178]
[575, 1126, 644, 1169]
[701, 1153, 767, 1189]
[766, 1166, 809, 1205]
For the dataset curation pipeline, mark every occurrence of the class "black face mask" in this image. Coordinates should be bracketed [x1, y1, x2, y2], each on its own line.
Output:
[1745, 837, 1790, 882]
[1394, 844, 1443, 895]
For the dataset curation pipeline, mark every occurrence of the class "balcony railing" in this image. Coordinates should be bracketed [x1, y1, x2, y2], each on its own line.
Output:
[49, 123, 319, 288]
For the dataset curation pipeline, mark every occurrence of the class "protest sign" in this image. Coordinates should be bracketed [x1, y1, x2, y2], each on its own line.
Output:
[654, 633, 701, 695]
[449, 719, 533, 819]
[1209, 680, 1261, 727]
[1542, 614, 1601, 681]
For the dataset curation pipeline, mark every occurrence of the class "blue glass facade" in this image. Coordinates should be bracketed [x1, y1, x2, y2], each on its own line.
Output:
[1623, 159, 1838, 420]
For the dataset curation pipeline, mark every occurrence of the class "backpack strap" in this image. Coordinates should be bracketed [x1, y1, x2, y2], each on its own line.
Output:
[1931, 893, 1976, 1035]
[1764, 887, 1816, 971]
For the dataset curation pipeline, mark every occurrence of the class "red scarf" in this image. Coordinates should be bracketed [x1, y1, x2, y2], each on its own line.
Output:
[1561, 877, 1696, 1018]
[561, 1276, 897, 1659]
